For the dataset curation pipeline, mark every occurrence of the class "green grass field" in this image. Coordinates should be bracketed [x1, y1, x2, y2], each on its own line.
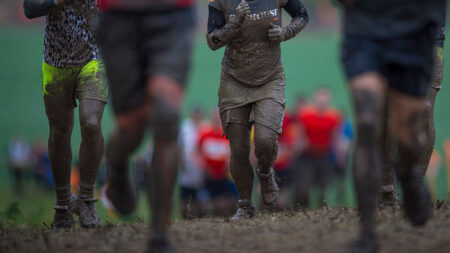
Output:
[0, 26, 449, 226]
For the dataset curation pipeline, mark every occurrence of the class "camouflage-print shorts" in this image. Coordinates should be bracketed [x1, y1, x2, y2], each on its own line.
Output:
[430, 45, 445, 90]
[42, 59, 108, 119]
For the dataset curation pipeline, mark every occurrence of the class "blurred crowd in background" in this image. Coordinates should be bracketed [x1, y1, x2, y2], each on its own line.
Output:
[5, 88, 355, 217]
[177, 88, 352, 217]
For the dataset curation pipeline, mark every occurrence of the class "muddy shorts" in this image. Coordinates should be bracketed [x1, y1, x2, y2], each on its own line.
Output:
[42, 59, 108, 119]
[430, 44, 445, 89]
[342, 24, 437, 98]
[97, 8, 195, 115]
[219, 71, 286, 135]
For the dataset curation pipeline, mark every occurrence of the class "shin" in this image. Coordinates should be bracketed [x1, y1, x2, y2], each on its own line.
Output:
[48, 115, 74, 206]
[78, 99, 106, 200]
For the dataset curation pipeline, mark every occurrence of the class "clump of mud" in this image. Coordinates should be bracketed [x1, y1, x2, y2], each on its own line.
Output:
[1, 204, 449, 253]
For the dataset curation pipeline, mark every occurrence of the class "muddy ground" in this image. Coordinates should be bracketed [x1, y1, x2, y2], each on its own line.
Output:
[1, 204, 450, 253]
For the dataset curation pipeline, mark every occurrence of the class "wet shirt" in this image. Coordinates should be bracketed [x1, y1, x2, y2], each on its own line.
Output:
[343, 0, 446, 39]
[98, 0, 194, 11]
[298, 106, 341, 156]
[44, 0, 100, 67]
[209, 0, 289, 86]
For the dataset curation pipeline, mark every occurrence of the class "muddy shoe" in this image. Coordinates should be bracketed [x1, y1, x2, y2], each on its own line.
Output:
[106, 163, 137, 215]
[75, 197, 100, 228]
[51, 194, 77, 229]
[349, 231, 378, 253]
[399, 168, 431, 226]
[231, 200, 256, 221]
[147, 234, 173, 253]
[378, 184, 400, 211]
[256, 167, 279, 205]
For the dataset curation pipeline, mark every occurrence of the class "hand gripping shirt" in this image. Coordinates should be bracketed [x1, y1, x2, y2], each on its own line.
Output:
[44, 0, 100, 67]
[209, 0, 290, 86]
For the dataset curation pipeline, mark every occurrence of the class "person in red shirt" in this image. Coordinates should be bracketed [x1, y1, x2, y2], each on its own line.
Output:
[198, 109, 237, 215]
[293, 88, 341, 207]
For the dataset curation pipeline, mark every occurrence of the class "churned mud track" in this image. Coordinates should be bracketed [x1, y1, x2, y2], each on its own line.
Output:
[2, 204, 450, 253]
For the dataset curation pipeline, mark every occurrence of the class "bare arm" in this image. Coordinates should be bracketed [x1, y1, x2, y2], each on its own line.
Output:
[206, 0, 250, 51]
[268, 0, 309, 43]
[23, 0, 61, 19]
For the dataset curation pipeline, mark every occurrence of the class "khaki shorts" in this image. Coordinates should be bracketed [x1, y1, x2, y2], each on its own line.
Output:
[218, 71, 286, 135]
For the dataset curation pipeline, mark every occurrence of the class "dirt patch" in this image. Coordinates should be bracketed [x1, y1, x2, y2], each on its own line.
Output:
[1, 204, 450, 253]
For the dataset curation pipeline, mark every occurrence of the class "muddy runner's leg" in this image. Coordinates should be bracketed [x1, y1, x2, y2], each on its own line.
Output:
[417, 88, 438, 176]
[147, 75, 184, 236]
[389, 90, 431, 226]
[78, 99, 106, 200]
[379, 97, 400, 209]
[254, 124, 278, 174]
[350, 72, 387, 239]
[105, 105, 147, 215]
[48, 115, 74, 206]
[221, 105, 253, 203]
[254, 123, 280, 205]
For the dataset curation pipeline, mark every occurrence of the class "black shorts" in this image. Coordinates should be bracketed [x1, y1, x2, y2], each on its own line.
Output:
[97, 8, 195, 114]
[205, 178, 237, 198]
[342, 25, 437, 98]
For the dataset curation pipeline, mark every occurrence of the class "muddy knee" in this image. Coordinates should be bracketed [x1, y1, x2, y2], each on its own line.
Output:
[49, 118, 74, 140]
[254, 125, 278, 170]
[353, 90, 383, 144]
[151, 98, 181, 142]
[81, 115, 102, 138]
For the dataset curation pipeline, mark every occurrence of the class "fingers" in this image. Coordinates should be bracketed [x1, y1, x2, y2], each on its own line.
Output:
[237, 2, 250, 13]
[268, 26, 283, 42]
[268, 26, 282, 36]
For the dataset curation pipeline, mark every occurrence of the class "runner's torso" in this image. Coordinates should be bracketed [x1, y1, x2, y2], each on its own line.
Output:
[210, 0, 288, 86]
[44, 0, 100, 67]
[344, 0, 446, 39]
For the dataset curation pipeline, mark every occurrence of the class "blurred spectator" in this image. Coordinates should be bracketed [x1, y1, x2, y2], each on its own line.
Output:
[29, 138, 53, 188]
[293, 88, 342, 207]
[70, 159, 80, 195]
[6, 135, 30, 194]
[198, 109, 237, 215]
[179, 107, 207, 218]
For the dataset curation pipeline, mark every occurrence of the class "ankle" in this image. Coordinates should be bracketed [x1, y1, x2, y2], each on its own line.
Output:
[55, 186, 71, 206]
[79, 182, 94, 200]
[238, 199, 254, 208]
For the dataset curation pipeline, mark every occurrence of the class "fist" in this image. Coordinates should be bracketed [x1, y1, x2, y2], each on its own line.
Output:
[268, 23, 285, 42]
[235, 0, 250, 23]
